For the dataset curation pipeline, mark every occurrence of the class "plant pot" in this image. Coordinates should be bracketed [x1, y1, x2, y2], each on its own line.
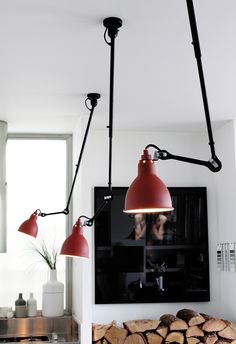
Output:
[42, 269, 64, 317]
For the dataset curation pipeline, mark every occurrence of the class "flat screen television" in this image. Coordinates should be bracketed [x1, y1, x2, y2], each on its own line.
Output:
[94, 186, 209, 304]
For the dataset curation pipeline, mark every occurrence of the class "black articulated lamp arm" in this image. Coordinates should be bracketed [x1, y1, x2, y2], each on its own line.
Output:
[78, 17, 122, 228]
[146, 144, 221, 172]
[79, 194, 113, 227]
[40, 93, 101, 218]
[18, 19, 122, 245]
[41, 18, 122, 226]
[146, 0, 222, 173]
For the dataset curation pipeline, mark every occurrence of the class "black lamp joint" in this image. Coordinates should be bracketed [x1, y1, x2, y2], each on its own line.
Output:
[154, 150, 168, 160]
[208, 156, 222, 172]
[103, 194, 113, 201]
[85, 219, 94, 227]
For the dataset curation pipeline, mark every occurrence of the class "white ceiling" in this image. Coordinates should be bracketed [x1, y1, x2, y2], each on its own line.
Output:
[0, 0, 236, 132]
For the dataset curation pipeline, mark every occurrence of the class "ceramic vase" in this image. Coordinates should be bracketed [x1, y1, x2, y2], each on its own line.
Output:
[42, 269, 64, 317]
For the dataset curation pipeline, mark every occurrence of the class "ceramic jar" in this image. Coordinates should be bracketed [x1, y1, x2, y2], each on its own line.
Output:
[42, 269, 64, 317]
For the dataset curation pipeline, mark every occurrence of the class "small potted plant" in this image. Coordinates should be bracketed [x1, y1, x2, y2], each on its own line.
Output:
[31, 239, 59, 270]
[31, 238, 64, 317]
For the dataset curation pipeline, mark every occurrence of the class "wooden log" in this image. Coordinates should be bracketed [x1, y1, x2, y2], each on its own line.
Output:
[203, 334, 218, 344]
[201, 314, 214, 322]
[165, 331, 184, 344]
[92, 321, 116, 341]
[160, 314, 188, 331]
[230, 324, 236, 333]
[202, 318, 227, 332]
[176, 309, 205, 326]
[201, 314, 230, 332]
[104, 325, 128, 344]
[186, 325, 204, 338]
[156, 323, 168, 338]
[218, 324, 236, 340]
[146, 332, 163, 344]
[124, 319, 160, 333]
[124, 333, 148, 343]
[187, 337, 201, 344]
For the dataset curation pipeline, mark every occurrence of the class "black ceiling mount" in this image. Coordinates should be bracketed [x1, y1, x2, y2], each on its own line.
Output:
[87, 93, 101, 107]
[103, 17, 122, 38]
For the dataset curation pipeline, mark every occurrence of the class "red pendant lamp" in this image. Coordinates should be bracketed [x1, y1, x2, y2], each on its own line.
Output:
[60, 219, 89, 258]
[18, 210, 40, 238]
[124, 149, 173, 214]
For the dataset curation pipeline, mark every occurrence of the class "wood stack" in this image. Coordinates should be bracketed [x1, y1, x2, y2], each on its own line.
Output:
[92, 309, 236, 344]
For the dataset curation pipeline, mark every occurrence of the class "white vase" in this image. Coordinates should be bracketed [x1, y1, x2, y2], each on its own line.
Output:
[42, 269, 64, 317]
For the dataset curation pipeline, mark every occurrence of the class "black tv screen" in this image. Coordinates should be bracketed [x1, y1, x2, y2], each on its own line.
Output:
[94, 186, 209, 304]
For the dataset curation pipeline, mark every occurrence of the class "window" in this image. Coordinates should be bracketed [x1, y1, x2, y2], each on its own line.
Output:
[0, 135, 71, 310]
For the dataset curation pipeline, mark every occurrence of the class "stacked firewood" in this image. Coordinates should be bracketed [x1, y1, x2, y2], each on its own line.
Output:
[92, 309, 236, 344]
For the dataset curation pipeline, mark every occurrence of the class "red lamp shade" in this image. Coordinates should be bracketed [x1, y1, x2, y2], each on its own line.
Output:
[18, 210, 39, 238]
[60, 218, 89, 258]
[124, 149, 174, 214]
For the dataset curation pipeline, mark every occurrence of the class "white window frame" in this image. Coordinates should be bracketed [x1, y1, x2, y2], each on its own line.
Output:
[7, 133, 73, 313]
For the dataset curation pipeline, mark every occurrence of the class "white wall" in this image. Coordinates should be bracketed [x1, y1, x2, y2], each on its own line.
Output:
[72, 126, 226, 342]
[214, 120, 236, 321]
[71, 116, 93, 344]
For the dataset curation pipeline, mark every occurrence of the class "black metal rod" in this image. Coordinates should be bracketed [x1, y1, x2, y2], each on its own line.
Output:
[65, 101, 96, 211]
[40, 93, 100, 217]
[81, 196, 112, 227]
[41, 210, 67, 217]
[107, 33, 115, 193]
[149, 0, 222, 173]
[153, 148, 221, 172]
[186, 0, 216, 157]
[89, 199, 109, 225]
[159, 152, 215, 171]
[104, 18, 122, 193]
[79, 18, 122, 227]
